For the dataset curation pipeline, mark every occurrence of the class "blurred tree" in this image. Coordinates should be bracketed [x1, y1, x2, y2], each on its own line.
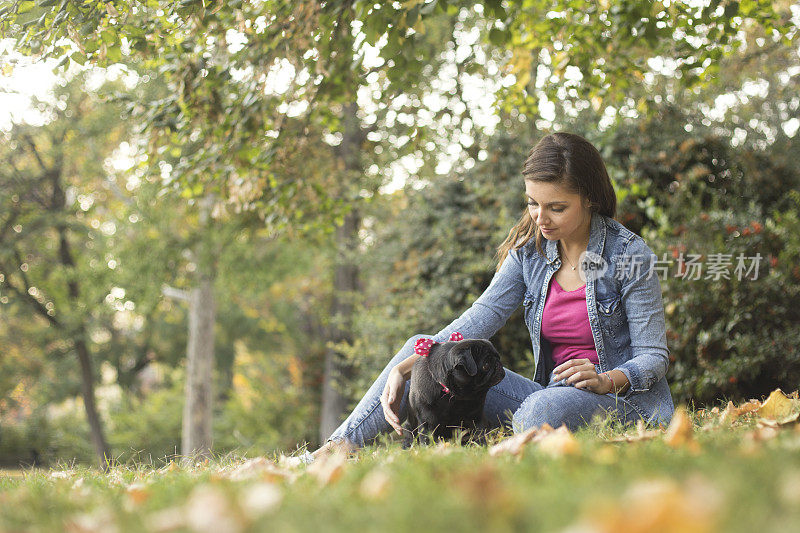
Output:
[4, 0, 796, 438]
[0, 72, 132, 469]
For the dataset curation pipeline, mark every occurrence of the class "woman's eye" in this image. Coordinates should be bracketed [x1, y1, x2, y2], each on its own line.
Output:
[527, 202, 564, 213]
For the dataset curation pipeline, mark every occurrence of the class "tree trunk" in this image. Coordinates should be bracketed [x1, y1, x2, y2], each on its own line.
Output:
[56, 216, 112, 470]
[181, 196, 217, 460]
[319, 102, 363, 442]
[182, 274, 216, 459]
[74, 333, 113, 470]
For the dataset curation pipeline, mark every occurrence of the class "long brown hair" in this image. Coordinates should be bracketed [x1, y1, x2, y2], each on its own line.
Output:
[494, 132, 617, 271]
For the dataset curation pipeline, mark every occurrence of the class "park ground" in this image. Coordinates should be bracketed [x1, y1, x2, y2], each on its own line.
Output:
[2, 390, 800, 532]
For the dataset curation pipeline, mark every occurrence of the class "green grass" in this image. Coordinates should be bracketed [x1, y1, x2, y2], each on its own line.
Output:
[2, 406, 800, 532]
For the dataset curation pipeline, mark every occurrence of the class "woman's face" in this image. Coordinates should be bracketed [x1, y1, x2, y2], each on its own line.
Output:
[525, 180, 591, 243]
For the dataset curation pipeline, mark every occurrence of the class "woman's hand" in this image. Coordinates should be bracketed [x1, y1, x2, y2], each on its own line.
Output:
[381, 367, 407, 436]
[553, 358, 611, 394]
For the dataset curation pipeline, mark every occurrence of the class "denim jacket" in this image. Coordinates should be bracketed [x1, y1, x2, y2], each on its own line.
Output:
[430, 212, 675, 426]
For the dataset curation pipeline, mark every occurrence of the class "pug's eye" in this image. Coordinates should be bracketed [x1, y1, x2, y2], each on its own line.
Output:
[482, 361, 491, 371]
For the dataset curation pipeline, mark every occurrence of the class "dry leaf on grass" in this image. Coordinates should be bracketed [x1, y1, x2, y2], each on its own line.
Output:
[239, 482, 283, 518]
[489, 423, 580, 457]
[710, 399, 762, 427]
[489, 427, 538, 457]
[145, 506, 186, 533]
[223, 457, 296, 483]
[185, 484, 245, 533]
[537, 425, 581, 457]
[489, 424, 553, 457]
[758, 389, 798, 422]
[306, 450, 348, 486]
[64, 507, 118, 533]
[125, 482, 151, 507]
[663, 406, 700, 453]
[746, 425, 780, 442]
[359, 467, 391, 501]
[562, 476, 724, 533]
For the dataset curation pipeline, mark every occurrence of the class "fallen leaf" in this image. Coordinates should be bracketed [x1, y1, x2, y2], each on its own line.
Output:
[185, 484, 244, 533]
[664, 406, 699, 452]
[564, 476, 724, 533]
[737, 400, 762, 414]
[125, 483, 151, 507]
[359, 468, 391, 501]
[306, 450, 348, 486]
[64, 507, 119, 533]
[489, 423, 554, 457]
[746, 425, 780, 442]
[719, 401, 739, 424]
[239, 482, 282, 518]
[457, 463, 507, 506]
[224, 457, 295, 483]
[145, 507, 185, 533]
[537, 425, 581, 457]
[758, 389, 796, 420]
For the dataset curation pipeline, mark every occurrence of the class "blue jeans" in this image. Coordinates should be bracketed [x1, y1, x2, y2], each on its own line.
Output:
[326, 335, 643, 447]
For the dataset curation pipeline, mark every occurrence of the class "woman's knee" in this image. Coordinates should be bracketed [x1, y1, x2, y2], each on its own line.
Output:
[512, 391, 552, 432]
[512, 389, 579, 432]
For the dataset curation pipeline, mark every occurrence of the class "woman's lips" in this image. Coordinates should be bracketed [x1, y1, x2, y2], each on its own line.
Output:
[540, 227, 556, 233]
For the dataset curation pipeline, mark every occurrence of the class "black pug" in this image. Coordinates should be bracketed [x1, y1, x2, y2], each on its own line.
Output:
[403, 332, 505, 447]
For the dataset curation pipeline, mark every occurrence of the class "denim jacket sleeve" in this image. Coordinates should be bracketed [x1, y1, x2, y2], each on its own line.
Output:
[614, 236, 670, 393]
[431, 247, 527, 343]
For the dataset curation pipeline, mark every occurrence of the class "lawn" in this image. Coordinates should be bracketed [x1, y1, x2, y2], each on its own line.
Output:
[2, 391, 800, 532]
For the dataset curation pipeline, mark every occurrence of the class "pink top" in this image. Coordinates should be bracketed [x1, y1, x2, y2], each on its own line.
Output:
[540, 278, 599, 366]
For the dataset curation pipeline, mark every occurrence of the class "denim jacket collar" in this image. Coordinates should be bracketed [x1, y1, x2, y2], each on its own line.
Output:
[543, 211, 607, 267]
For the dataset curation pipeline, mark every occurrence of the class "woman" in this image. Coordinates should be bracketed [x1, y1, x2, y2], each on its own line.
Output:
[298, 132, 674, 463]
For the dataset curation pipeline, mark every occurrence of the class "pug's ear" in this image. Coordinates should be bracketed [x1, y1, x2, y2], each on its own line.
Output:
[448, 346, 477, 377]
[427, 342, 450, 383]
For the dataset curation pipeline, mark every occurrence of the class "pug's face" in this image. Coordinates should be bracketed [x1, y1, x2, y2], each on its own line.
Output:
[430, 339, 505, 396]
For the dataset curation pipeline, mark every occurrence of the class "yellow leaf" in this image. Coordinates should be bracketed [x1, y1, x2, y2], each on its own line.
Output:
[126, 483, 151, 506]
[570, 476, 724, 533]
[185, 485, 244, 533]
[536, 425, 580, 457]
[664, 406, 699, 453]
[359, 468, 391, 501]
[489, 423, 553, 457]
[240, 482, 282, 518]
[224, 457, 295, 483]
[758, 388, 796, 420]
[307, 450, 347, 486]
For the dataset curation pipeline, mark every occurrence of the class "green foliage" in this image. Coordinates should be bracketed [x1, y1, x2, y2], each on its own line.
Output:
[213, 345, 318, 456]
[106, 367, 184, 464]
[337, 127, 539, 404]
[605, 115, 800, 405]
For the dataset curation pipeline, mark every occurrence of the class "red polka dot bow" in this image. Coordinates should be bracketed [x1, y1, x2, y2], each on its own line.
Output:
[414, 331, 464, 357]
